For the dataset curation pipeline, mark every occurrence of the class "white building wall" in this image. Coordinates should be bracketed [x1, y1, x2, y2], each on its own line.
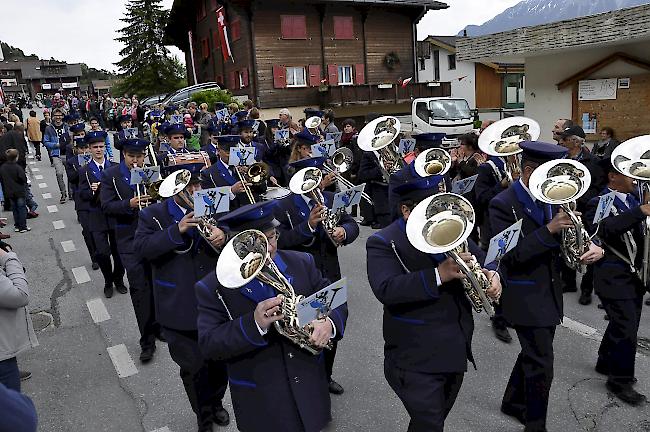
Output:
[419, 45, 477, 109]
[524, 39, 650, 142]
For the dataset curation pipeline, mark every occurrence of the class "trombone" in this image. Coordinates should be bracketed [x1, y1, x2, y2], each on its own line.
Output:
[321, 147, 373, 205]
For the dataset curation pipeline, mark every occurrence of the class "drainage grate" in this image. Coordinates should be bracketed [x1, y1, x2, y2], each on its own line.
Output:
[31, 311, 54, 332]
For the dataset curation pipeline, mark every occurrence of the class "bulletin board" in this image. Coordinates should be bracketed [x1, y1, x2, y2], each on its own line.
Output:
[574, 73, 650, 141]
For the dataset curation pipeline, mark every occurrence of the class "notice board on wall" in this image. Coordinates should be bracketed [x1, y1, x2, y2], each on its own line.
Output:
[578, 79, 618, 101]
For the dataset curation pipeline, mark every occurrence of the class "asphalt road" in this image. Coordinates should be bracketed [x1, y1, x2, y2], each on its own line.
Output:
[8, 119, 650, 432]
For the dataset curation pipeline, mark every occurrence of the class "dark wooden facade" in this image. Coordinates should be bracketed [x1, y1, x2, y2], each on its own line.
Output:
[166, 0, 448, 110]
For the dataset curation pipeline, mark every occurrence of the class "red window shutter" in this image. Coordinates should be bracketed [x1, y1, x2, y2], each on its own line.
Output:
[308, 65, 321, 87]
[273, 65, 286, 88]
[281, 15, 306, 39]
[231, 19, 241, 41]
[229, 71, 237, 89]
[242, 68, 249, 88]
[354, 64, 365, 85]
[333, 16, 354, 40]
[327, 64, 338, 86]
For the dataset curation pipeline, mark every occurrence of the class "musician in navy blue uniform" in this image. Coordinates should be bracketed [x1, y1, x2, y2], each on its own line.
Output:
[583, 157, 648, 406]
[274, 156, 359, 395]
[200, 135, 251, 208]
[200, 124, 220, 163]
[261, 119, 291, 186]
[236, 120, 266, 163]
[358, 140, 393, 229]
[133, 169, 230, 431]
[195, 200, 348, 432]
[163, 123, 190, 155]
[100, 137, 161, 363]
[489, 142, 574, 432]
[366, 177, 501, 432]
[78, 132, 126, 299]
[387, 133, 448, 221]
[66, 133, 98, 270]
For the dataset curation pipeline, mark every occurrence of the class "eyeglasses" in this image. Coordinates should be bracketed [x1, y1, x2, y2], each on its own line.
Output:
[266, 229, 280, 243]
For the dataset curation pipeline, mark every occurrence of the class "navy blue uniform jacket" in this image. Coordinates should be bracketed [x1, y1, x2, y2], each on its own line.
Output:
[78, 160, 118, 231]
[134, 198, 219, 330]
[274, 191, 359, 281]
[195, 250, 347, 432]
[584, 189, 646, 300]
[489, 181, 563, 327]
[100, 162, 140, 252]
[366, 218, 479, 373]
[388, 162, 452, 221]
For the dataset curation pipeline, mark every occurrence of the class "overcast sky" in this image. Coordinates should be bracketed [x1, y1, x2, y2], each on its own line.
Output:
[0, 0, 520, 72]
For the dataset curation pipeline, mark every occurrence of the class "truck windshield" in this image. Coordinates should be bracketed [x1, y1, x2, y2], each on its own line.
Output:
[428, 99, 472, 120]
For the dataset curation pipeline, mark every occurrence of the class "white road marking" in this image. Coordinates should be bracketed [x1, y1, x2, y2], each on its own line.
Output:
[561, 316, 600, 341]
[72, 266, 91, 284]
[107, 344, 138, 378]
[42, 193, 52, 199]
[47, 205, 58, 213]
[61, 240, 76, 252]
[32, 168, 40, 172]
[28, 161, 35, 165]
[86, 298, 110, 323]
[34, 175, 43, 180]
[38, 182, 48, 189]
[52, 220, 65, 230]
[28, 155, 34, 159]
[150, 428, 172, 432]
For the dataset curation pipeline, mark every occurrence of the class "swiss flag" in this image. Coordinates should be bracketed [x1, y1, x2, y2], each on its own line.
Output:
[216, 7, 234, 62]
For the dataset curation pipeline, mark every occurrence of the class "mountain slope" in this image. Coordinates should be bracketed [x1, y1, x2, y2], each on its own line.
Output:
[461, 0, 650, 36]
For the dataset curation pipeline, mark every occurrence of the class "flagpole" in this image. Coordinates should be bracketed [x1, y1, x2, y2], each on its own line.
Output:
[187, 30, 198, 84]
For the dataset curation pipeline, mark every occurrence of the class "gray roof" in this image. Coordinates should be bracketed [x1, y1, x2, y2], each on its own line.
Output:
[425, 35, 458, 48]
[0, 60, 82, 79]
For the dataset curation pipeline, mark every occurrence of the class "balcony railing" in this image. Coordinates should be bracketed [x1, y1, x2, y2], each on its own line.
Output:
[320, 82, 451, 107]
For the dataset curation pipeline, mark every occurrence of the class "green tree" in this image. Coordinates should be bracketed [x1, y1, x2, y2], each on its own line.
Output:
[114, 0, 186, 97]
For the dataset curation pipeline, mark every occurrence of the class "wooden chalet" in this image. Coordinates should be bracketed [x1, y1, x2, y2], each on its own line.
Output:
[166, 0, 450, 117]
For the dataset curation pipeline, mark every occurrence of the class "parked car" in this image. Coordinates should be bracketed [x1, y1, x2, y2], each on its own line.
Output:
[140, 93, 168, 107]
[161, 82, 221, 108]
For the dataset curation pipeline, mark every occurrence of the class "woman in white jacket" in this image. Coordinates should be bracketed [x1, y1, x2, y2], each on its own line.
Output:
[0, 243, 37, 392]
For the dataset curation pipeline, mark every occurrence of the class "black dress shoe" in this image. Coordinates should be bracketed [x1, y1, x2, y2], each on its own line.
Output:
[104, 284, 114, 298]
[328, 379, 344, 395]
[139, 345, 156, 363]
[645, 297, 650, 306]
[606, 381, 647, 405]
[19, 370, 32, 381]
[492, 321, 512, 343]
[370, 222, 382, 229]
[115, 282, 128, 294]
[91, 262, 99, 271]
[500, 403, 525, 425]
[578, 292, 592, 305]
[213, 406, 230, 426]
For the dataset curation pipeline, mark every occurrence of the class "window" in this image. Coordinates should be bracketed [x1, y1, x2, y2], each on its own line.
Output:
[419, 58, 426, 71]
[433, 50, 440, 81]
[238, 69, 249, 88]
[415, 102, 429, 122]
[231, 19, 241, 41]
[333, 16, 354, 40]
[281, 15, 307, 39]
[337, 65, 353, 85]
[448, 54, 456, 70]
[286, 66, 307, 87]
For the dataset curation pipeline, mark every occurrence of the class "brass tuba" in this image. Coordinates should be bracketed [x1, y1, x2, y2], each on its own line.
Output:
[611, 135, 650, 286]
[406, 192, 496, 316]
[414, 148, 452, 177]
[216, 229, 332, 354]
[358, 116, 404, 182]
[528, 159, 592, 273]
[321, 147, 373, 205]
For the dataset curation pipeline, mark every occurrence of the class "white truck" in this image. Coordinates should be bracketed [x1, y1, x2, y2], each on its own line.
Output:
[401, 97, 476, 147]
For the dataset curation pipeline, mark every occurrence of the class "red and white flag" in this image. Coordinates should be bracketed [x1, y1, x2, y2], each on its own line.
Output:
[216, 6, 234, 62]
[401, 77, 413, 88]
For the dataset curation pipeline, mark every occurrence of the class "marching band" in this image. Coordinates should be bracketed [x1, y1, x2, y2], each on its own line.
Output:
[51, 102, 650, 432]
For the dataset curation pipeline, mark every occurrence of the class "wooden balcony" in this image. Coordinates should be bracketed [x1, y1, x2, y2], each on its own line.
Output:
[319, 82, 451, 108]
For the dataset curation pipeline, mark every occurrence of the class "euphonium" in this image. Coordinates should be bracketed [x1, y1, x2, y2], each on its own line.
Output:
[321, 147, 373, 205]
[611, 135, 650, 286]
[406, 192, 496, 316]
[216, 229, 332, 354]
[528, 159, 592, 273]
[357, 116, 404, 182]
[289, 167, 341, 247]
[245, 161, 270, 195]
[414, 148, 452, 177]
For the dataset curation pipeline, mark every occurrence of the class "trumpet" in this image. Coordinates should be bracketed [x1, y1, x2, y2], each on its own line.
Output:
[321, 147, 373, 205]
[528, 159, 592, 272]
[289, 167, 342, 247]
[358, 116, 404, 183]
[406, 192, 496, 316]
[216, 229, 332, 354]
[478, 117, 541, 184]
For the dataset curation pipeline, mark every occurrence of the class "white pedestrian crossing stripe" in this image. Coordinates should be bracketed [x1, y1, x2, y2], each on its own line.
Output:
[52, 220, 65, 230]
[28, 161, 36, 165]
[47, 205, 58, 213]
[60, 240, 76, 252]
[42, 193, 52, 199]
[32, 168, 40, 172]
[38, 183, 48, 189]
[150, 428, 172, 432]
[107, 344, 138, 378]
[35, 175, 43, 180]
[71, 266, 91, 284]
[86, 298, 110, 323]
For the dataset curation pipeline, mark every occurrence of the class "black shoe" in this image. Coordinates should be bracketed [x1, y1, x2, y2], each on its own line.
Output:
[213, 406, 230, 426]
[104, 284, 114, 298]
[595, 364, 638, 384]
[91, 262, 99, 271]
[19, 370, 32, 381]
[359, 219, 372, 227]
[328, 379, 344, 395]
[139, 346, 156, 363]
[155, 333, 167, 343]
[597, 303, 605, 309]
[370, 222, 382, 229]
[645, 297, 650, 306]
[492, 320, 512, 343]
[578, 292, 592, 305]
[606, 381, 647, 406]
[500, 403, 525, 425]
[604, 313, 610, 321]
[115, 282, 128, 294]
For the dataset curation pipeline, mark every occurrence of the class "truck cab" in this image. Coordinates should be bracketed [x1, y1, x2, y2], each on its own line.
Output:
[411, 97, 475, 147]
